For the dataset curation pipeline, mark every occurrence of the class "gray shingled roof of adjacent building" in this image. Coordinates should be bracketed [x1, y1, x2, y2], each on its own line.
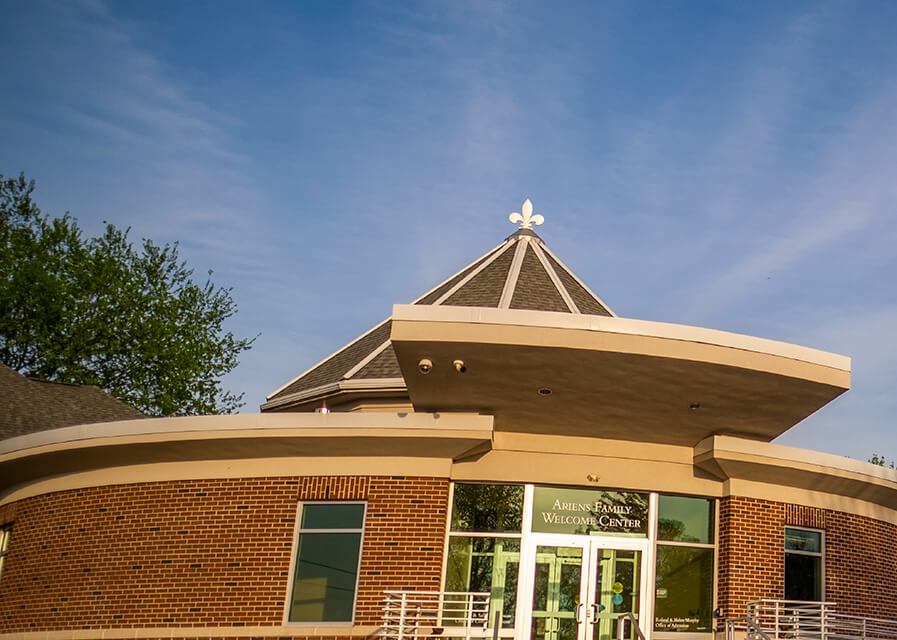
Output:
[1, 364, 144, 440]
[265, 226, 614, 409]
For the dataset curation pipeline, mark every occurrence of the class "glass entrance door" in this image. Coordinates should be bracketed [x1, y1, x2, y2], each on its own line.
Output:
[587, 548, 640, 640]
[531, 545, 583, 640]
[523, 538, 647, 640]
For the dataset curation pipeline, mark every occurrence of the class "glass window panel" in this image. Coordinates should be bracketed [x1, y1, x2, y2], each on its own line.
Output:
[446, 536, 520, 627]
[784, 528, 821, 553]
[657, 496, 714, 544]
[785, 553, 822, 601]
[0, 526, 9, 582]
[300, 503, 364, 530]
[289, 532, 361, 622]
[451, 484, 524, 533]
[654, 546, 714, 633]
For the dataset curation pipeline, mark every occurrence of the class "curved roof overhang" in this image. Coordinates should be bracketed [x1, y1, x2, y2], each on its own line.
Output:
[390, 304, 850, 446]
[695, 435, 897, 509]
[0, 412, 493, 499]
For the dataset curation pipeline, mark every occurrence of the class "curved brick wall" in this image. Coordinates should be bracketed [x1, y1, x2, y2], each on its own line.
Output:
[718, 496, 897, 620]
[0, 475, 449, 632]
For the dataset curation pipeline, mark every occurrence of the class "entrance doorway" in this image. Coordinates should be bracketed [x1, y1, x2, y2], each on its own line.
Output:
[519, 536, 649, 640]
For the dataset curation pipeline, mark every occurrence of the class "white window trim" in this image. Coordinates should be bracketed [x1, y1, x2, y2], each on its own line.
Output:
[283, 501, 367, 626]
[442, 482, 524, 638]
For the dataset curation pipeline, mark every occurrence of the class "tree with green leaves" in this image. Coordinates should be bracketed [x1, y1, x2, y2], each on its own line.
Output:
[1, 172, 255, 415]
[868, 454, 895, 469]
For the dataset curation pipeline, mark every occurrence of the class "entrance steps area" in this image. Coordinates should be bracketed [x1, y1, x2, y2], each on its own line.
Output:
[378, 593, 897, 640]
[725, 600, 897, 640]
[381, 590, 493, 640]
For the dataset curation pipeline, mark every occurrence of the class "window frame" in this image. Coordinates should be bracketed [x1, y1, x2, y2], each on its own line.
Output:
[784, 526, 825, 602]
[0, 524, 10, 581]
[284, 501, 367, 626]
[441, 482, 524, 636]
[652, 495, 718, 638]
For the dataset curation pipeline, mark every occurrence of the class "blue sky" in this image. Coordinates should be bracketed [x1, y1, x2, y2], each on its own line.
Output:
[2, 0, 896, 461]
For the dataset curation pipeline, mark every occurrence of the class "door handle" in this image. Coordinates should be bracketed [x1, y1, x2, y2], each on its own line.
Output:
[589, 603, 598, 622]
[576, 603, 584, 624]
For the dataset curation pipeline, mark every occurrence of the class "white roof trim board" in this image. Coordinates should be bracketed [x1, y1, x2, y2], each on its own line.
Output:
[342, 339, 392, 380]
[498, 237, 530, 309]
[531, 240, 579, 313]
[266, 317, 392, 400]
[540, 242, 616, 317]
[409, 241, 507, 305]
[433, 239, 515, 306]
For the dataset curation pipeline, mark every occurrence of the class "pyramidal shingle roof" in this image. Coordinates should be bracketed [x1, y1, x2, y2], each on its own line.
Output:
[263, 209, 613, 410]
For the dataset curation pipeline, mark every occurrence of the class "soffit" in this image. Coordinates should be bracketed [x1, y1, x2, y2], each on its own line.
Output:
[390, 305, 850, 446]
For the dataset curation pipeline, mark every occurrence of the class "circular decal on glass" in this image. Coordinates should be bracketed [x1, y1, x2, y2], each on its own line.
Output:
[612, 593, 624, 606]
[612, 582, 624, 594]
[598, 604, 606, 613]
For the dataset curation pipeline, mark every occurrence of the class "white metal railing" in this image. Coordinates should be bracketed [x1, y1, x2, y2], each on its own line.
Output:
[616, 612, 647, 640]
[725, 600, 897, 640]
[381, 590, 492, 640]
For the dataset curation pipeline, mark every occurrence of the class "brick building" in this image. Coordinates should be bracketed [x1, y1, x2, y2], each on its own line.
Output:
[0, 203, 894, 640]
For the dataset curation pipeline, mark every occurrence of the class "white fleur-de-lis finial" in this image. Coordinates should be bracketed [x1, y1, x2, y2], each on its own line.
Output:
[509, 199, 544, 229]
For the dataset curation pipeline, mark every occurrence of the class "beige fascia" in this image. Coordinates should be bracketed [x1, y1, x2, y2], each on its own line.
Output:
[452, 431, 724, 496]
[695, 435, 897, 519]
[0, 412, 493, 503]
[259, 377, 407, 411]
[391, 304, 850, 385]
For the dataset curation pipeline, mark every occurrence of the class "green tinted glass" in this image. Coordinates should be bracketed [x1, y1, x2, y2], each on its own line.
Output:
[654, 546, 714, 632]
[451, 484, 524, 533]
[785, 528, 821, 553]
[290, 532, 362, 621]
[785, 553, 822, 600]
[657, 496, 714, 543]
[301, 503, 365, 529]
[446, 536, 520, 627]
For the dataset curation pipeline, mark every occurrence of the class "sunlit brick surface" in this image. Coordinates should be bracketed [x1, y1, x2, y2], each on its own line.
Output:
[0, 475, 449, 632]
[718, 496, 897, 620]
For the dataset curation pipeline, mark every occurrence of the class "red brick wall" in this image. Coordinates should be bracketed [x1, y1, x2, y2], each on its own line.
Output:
[718, 496, 897, 619]
[0, 475, 450, 632]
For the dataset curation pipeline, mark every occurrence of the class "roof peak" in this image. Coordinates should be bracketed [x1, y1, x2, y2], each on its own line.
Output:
[263, 198, 614, 409]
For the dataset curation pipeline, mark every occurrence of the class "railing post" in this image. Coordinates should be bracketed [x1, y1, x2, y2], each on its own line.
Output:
[493, 610, 501, 640]
[774, 600, 780, 640]
[397, 593, 407, 640]
[465, 592, 474, 640]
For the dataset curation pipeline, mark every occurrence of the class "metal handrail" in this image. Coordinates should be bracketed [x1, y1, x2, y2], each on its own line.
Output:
[381, 590, 491, 640]
[616, 612, 647, 640]
[725, 615, 775, 640]
[730, 600, 897, 640]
